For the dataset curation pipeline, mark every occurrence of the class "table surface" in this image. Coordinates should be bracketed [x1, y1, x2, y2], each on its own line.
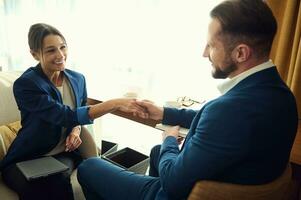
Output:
[94, 114, 163, 156]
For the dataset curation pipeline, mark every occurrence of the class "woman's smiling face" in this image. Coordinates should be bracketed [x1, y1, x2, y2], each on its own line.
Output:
[33, 34, 68, 74]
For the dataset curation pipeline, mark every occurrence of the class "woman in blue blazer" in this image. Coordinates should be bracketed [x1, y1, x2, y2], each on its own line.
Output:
[0, 23, 144, 200]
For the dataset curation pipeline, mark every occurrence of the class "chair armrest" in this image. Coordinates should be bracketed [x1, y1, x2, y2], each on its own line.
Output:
[78, 126, 98, 159]
[188, 165, 292, 200]
[0, 134, 7, 160]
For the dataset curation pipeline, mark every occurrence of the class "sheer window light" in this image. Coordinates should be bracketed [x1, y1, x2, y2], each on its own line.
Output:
[0, 0, 222, 104]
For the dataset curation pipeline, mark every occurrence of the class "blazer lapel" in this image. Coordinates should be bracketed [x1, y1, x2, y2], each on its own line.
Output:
[34, 64, 62, 102]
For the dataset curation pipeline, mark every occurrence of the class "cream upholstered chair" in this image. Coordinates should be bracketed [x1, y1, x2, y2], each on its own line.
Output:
[0, 71, 98, 200]
[188, 164, 293, 200]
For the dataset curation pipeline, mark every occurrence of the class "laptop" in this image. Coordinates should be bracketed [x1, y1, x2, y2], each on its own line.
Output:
[16, 156, 69, 181]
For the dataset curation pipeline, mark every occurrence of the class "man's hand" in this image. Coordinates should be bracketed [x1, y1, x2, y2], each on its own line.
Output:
[135, 100, 163, 120]
[65, 126, 82, 152]
[115, 98, 148, 117]
[162, 125, 180, 141]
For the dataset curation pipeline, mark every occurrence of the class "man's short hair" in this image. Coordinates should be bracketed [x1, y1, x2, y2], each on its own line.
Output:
[210, 0, 277, 57]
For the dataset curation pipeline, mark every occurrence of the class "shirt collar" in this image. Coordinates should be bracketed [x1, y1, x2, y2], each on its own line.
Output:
[217, 60, 275, 95]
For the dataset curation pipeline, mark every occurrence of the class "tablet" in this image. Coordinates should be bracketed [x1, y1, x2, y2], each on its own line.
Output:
[155, 123, 189, 137]
[16, 156, 69, 181]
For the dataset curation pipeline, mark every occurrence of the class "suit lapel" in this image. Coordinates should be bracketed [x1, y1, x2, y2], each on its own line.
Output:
[34, 65, 62, 102]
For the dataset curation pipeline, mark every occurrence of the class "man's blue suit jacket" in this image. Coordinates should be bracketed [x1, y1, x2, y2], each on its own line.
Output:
[0, 65, 93, 170]
[153, 67, 298, 199]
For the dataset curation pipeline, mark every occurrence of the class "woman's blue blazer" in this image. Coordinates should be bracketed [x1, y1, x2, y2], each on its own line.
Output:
[0, 64, 93, 170]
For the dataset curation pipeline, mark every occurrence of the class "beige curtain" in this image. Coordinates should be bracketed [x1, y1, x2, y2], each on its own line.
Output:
[267, 0, 301, 118]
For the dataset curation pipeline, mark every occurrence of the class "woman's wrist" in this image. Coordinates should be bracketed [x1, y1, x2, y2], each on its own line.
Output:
[73, 125, 81, 133]
[109, 98, 123, 111]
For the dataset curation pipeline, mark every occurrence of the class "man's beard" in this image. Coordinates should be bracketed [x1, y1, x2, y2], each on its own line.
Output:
[211, 59, 237, 79]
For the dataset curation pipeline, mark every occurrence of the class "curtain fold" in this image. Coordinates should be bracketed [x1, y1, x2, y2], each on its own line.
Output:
[267, 0, 301, 118]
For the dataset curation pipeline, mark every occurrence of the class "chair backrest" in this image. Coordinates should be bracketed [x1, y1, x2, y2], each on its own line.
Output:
[0, 71, 21, 126]
[188, 164, 292, 200]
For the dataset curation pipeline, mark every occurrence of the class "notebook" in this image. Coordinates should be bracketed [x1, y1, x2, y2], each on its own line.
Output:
[16, 156, 69, 181]
[155, 123, 189, 137]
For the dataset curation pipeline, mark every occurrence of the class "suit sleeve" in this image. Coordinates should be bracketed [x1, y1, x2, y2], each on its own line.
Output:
[158, 100, 250, 199]
[13, 76, 92, 127]
[162, 107, 197, 128]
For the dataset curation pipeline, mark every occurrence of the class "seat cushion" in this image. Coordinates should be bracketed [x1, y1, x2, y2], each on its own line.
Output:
[0, 175, 18, 199]
[0, 121, 21, 160]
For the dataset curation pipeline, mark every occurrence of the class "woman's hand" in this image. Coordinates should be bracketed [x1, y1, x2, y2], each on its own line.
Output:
[88, 98, 149, 120]
[65, 126, 82, 152]
[162, 125, 180, 141]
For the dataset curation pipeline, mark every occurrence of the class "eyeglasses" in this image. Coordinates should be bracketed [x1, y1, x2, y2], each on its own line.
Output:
[177, 96, 205, 107]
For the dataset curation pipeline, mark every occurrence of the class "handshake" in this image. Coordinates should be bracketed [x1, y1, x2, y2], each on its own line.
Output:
[118, 98, 185, 142]
[117, 99, 163, 121]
